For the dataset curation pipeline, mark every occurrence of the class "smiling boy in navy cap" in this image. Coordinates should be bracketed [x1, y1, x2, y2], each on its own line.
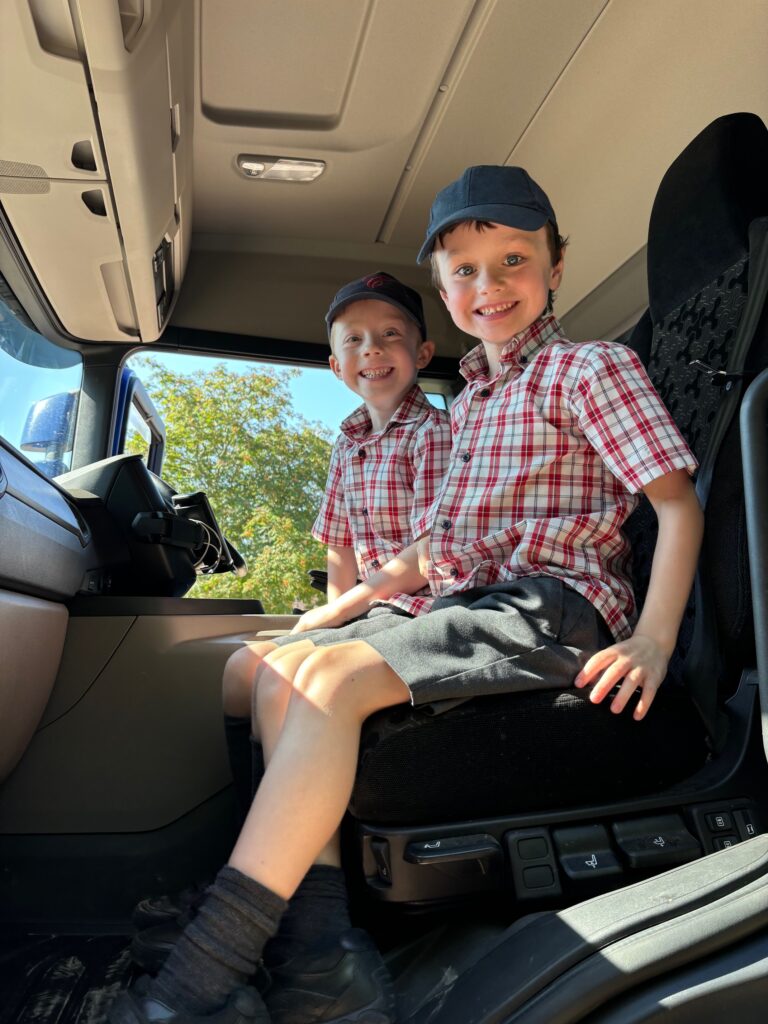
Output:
[111, 169, 704, 1024]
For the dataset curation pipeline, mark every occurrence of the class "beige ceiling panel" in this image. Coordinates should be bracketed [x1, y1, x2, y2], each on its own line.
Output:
[193, 142, 418, 239]
[192, 0, 476, 240]
[385, 0, 608, 249]
[199, 0, 474, 147]
[201, 0, 370, 129]
[0, 0, 105, 180]
[1, 180, 136, 340]
[509, 0, 768, 314]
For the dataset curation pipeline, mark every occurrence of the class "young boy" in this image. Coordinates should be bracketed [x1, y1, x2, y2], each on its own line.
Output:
[215, 271, 451, 811]
[221, 270, 450, 726]
[112, 167, 703, 1024]
[127, 274, 451, 981]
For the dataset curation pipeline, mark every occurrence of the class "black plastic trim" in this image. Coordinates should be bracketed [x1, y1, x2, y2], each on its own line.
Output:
[68, 595, 266, 616]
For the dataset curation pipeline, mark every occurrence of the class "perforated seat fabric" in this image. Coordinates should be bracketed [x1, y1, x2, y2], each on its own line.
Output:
[350, 113, 768, 826]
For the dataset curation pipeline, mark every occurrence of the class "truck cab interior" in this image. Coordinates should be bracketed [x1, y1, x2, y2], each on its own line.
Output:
[2, 2, 768, 1022]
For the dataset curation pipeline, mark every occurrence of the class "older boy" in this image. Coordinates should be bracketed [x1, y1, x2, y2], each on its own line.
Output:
[112, 168, 702, 1024]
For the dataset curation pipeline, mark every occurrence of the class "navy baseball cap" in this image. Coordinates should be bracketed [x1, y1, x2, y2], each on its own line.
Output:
[417, 165, 557, 263]
[325, 271, 427, 340]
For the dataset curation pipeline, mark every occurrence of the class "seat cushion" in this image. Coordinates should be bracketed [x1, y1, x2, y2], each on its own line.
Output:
[351, 686, 709, 825]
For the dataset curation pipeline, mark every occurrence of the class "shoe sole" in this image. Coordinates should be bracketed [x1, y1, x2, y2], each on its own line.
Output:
[268, 961, 397, 1024]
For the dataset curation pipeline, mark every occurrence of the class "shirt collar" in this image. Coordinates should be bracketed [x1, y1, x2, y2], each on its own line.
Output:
[459, 315, 563, 382]
[340, 384, 430, 441]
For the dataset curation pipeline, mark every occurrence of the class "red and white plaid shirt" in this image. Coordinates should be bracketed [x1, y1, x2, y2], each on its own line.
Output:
[313, 385, 451, 615]
[415, 316, 697, 639]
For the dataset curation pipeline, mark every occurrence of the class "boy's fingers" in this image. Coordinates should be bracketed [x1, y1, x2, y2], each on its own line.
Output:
[609, 668, 645, 713]
[633, 681, 661, 721]
[575, 645, 623, 687]
[586, 658, 632, 702]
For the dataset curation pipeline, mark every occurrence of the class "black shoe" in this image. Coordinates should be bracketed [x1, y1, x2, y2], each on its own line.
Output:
[108, 977, 268, 1024]
[264, 929, 396, 1024]
[132, 883, 209, 929]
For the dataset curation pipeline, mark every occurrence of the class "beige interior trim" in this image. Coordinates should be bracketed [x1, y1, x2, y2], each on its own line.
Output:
[0, 610, 297, 833]
[0, 589, 68, 783]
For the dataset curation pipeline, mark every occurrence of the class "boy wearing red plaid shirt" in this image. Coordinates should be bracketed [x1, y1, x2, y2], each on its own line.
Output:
[112, 169, 702, 1024]
[219, 272, 450, 751]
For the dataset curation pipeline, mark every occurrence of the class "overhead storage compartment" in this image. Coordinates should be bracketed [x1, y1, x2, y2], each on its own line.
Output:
[0, 0, 193, 342]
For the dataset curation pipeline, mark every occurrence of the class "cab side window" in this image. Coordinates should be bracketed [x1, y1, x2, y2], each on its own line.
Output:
[0, 295, 83, 478]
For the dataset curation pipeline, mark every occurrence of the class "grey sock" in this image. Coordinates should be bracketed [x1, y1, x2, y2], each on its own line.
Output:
[152, 865, 287, 1014]
[263, 864, 351, 968]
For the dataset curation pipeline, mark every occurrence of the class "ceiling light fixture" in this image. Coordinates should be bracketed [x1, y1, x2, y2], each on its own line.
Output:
[236, 156, 325, 183]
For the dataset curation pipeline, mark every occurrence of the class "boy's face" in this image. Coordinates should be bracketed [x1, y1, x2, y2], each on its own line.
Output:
[433, 222, 563, 352]
[329, 299, 434, 408]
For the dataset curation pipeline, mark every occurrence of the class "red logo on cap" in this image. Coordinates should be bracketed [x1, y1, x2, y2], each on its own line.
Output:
[365, 274, 390, 290]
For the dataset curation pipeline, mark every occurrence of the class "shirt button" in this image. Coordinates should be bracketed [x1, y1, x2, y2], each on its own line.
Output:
[361, 508, 368, 516]
[441, 519, 451, 530]
[358, 449, 366, 459]
[461, 452, 471, 463]
[479, 388, 491, 397]
[371, 559, 380, 569]
[449, 567, 459, 577]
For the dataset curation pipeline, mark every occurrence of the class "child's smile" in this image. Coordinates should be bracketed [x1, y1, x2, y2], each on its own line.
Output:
[434, 222, 563, 370]
[329, 299, 434, 430]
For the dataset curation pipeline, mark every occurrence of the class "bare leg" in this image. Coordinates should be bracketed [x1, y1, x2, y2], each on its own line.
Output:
[230, 639, 409, 899]
[255, 640, 343, 866]
[221, 639, 279, 728]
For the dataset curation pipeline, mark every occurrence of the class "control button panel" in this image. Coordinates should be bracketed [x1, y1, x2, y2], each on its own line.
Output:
[553, 824, 623, 881]
[505, 828, 562, 900]
[689, 801, 762, 852]
[612, 814, 701, 869]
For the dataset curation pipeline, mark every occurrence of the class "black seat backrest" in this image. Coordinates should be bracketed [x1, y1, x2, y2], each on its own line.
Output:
[623, 112, 768, 742]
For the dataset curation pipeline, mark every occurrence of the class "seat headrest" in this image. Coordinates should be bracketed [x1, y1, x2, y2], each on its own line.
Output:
[648, 112, 768, 323]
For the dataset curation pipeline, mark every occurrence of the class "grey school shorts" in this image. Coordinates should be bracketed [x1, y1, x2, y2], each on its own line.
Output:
[362, 577, 614, 706]
[271, 603, 413, 650]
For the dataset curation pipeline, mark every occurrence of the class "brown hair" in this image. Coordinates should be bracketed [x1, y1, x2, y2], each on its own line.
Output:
[428, 219, 568, 312]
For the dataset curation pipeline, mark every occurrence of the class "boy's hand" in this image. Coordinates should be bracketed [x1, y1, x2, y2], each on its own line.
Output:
[573, 634, 670, 721]
[290, 602, 350, 635]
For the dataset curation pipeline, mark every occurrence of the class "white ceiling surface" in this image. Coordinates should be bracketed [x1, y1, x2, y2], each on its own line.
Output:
[172, 0, 768, 349]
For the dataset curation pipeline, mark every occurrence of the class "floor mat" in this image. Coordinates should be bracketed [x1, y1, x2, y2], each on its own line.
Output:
[0, 935, 133, 1024]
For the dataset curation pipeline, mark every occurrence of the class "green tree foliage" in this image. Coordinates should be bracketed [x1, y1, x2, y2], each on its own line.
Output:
[126, 359, 332, 611]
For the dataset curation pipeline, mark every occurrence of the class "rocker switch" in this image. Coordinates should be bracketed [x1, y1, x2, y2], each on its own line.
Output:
[370, 838, 392, 885]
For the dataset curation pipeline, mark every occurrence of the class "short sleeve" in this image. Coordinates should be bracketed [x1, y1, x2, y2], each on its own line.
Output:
[312, 438, 353, 546]
[572, 344, 698, 493]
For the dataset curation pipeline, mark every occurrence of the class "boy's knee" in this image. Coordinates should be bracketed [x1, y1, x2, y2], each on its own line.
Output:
[222, 642, 274, 717]
[289, 643, 371, 718]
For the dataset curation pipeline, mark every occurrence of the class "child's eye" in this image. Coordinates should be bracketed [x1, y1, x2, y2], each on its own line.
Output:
[382, 328, 401, 338]
[344, 335, 361, 345]
[454, 264, 474, 277]
[503, 254, 523, 267]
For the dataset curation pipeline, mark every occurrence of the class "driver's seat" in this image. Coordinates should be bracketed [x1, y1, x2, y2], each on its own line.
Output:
[347, 113, 768, 891]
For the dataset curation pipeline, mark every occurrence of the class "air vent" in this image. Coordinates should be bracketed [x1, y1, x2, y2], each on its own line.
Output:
[81, 189, 107, 216]
[71, 140, 97, 172]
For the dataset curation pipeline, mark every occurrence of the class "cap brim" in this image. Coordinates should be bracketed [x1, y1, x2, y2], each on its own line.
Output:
[326, 293, 425, 338]
[416, 203, 551, 263]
